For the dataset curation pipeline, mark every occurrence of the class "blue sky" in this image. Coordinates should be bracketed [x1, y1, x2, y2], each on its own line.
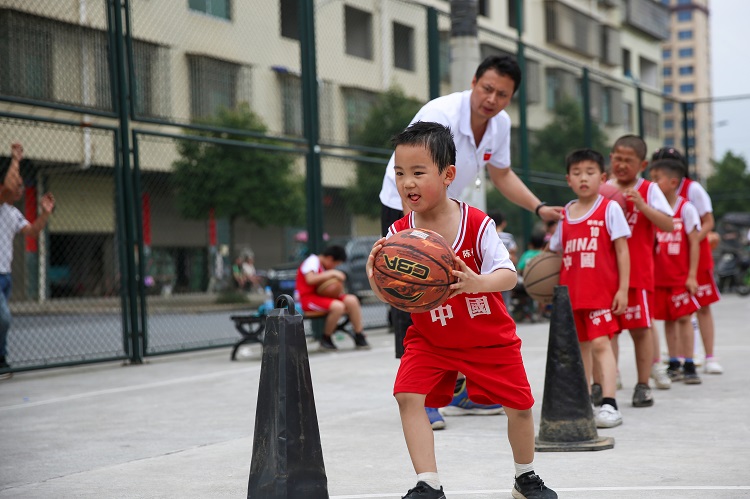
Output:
[710, 0, 750, 164]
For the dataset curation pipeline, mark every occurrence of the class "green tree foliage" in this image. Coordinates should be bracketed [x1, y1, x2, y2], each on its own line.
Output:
[487, 99, 609, 239]
[707, 151, 750, 219]
[171, 103, 304, 228]
[343, 87, 424, 219]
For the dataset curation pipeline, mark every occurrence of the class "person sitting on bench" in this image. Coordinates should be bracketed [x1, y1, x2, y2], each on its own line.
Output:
[296, 245, 370, 351]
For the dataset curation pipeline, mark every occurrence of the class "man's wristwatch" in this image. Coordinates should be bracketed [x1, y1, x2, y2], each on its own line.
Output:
[534, 202, 548, 218]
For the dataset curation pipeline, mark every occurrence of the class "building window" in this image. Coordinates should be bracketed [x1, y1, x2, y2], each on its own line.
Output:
[662, 49, 671, 59]
[131, 40, 170, 118]
[663, 66, 672, 76]
[677, 10, 692, 21]
[342, 87, 378, 142]
[678, 48, 694, 58]
[679, 65, 694, 75]
[664, 136, 675, 147]
[545, 1, 599, 58]
[393, 22, 414, 71]
[276, 71, 333, 141]
[664, 84, 672, 94]
[439, 31, 451, 84]
[280, 0, 298, 40]
[622, 48, 632, 77]
[188, 0, 231, 20]
[478, 0, 489, 17]
[188, 55, 242, 119]
[643, 108, 660, 138]
[545, 67, 579, 111]
[602, 87, 623, 126]
[508, 0, 519, 29]
[623, 101, 633, 131]
[663, 102, 674, 112]
[677, 0, 691, 4]
[664, 119, 674, 129]
[600, 25, 621, 66]
[345, 6, 373, 60]
[680, 83, 694, 93]
[677, 29, 693, 40]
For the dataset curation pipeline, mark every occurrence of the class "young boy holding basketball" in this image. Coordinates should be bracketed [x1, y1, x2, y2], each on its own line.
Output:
[649, 159, 702, 384]
[548, 149, 631, 428]
[366, 122, 556, 499]
[296, 245, 370, 351]
[606, 135, 674, 407]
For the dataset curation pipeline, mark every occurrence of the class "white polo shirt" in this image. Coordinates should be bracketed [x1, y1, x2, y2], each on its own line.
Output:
[379, 90, 512, 210]
[0, 204, 28, 273]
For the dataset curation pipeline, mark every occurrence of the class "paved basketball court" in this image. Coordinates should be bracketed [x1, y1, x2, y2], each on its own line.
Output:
[1, 294, 749, 498]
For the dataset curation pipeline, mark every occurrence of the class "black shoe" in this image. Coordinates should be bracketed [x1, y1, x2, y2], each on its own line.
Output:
[353, 332, 371, 350]
[402, 481, 446, 499]
[632, 382, 654, 407]
[0, 360, 11, 381]
[512, 472, 557, 499]
[319, 335, 337, 351]
[683, 362, 702, 385]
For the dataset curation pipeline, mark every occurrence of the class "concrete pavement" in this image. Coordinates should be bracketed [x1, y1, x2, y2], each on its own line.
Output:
[1, 294, 749, 498]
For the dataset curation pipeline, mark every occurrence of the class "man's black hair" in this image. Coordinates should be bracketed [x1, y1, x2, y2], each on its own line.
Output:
[648, 158, 685, 180]
[565, 148, 606, 174]
[391, 121, 456, 174]
[322, 245, 347, 262]
[475, 55, 522, 95]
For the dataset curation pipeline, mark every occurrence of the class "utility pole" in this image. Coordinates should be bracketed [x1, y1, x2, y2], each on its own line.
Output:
[450, 0, 484, 211]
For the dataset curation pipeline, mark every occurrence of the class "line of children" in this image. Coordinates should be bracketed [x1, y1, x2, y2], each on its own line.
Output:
[548, 149, 631, 428]
[367, 121, 556, 499]
[649, 159, 703, 384]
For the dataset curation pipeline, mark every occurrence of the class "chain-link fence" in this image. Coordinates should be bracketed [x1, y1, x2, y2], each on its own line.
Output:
[3, 0, 719, 371]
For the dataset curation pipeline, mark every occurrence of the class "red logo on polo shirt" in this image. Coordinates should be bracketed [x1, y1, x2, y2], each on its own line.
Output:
[483, 149, 492, 161]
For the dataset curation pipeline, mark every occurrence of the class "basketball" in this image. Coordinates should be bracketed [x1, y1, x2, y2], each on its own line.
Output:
[317, 278, 344, 298]
[599, 183, 626, 210]
[708, 231, 720, 250]
[522, 251, 562, 304]
[372, 228, 458, 313]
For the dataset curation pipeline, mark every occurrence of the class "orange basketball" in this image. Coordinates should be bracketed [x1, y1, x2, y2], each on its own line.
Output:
[708, 231, 720, 250]
[316, 278, 344, 298]
[599, 183, 626, 210]
[373, 228, 458, 313]
[522, 251, 562, 304]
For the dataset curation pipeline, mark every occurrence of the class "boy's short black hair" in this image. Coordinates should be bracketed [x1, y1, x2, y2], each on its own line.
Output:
[652, 147, 688, 178]
[488, 210, 505, 226]
[322, 245, 347, 263]
[475, 55, 522, 95]
[649, 159, 685, 180]
[565, 148, 606, 174]
[612, 134, 648, 161]
[391, 121, 456, 174]
[529, 231, 546, 249]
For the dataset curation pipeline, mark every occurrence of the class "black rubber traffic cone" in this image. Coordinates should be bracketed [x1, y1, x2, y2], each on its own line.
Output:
[535, 286, 614, 451]
[247, 295, 329, 498]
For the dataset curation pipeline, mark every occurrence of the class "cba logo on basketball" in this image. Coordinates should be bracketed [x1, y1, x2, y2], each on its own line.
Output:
[382, 254, 430, 280]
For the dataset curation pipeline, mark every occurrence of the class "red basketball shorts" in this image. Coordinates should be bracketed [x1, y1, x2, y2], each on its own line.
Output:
[616, 288, 653, 331]
[653, 286, 700, 322]
[573, 308, 619, 342]
[393, 344, 534, 411]
[694, 270, 720, 307]
[301, 294, 345, 312]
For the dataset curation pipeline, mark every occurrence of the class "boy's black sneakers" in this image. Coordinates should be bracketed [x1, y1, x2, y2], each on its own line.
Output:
[512, 472, 557, 499]
[319, 335, 337, 351]
[352, 332, 371, 349]
[402, 481, 446, 499]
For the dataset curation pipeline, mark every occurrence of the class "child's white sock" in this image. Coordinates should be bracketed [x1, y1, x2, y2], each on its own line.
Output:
[514, 461, 535, 478]
[416, 472, 441, 490]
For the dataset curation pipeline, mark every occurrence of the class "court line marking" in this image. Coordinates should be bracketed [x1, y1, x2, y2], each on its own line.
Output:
[331, 485, 750, 498]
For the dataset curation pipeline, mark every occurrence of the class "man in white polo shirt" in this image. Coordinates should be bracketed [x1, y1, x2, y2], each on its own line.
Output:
[379, 55, 563, 428]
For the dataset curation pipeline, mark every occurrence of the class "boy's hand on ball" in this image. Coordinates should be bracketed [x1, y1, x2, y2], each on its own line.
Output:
[366, 237, 386, 278]
[447, 257, 479, 299]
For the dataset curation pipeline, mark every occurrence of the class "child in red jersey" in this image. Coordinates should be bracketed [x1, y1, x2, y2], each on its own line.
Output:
[649, 159, 703, 384]
[606, 135, 674, 408]
[549, 149, 631, 428]
[366, 122, 556, 499]
[652, 147, 723, 375]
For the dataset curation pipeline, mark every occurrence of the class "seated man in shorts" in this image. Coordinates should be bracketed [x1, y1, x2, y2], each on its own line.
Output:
[295, 245, 370, 351]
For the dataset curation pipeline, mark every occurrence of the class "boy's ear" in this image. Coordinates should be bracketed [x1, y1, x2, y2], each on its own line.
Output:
[639, 159, 648, 172]
[565, 174, 572, 187]
[444, 165, 456, 186]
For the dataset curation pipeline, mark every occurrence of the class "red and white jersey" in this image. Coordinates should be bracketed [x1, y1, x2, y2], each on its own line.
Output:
[608, 178, 673, 291]
[295, 254, 322, 302]
[387, 200, 519, 362]
[549, 196, 630, 310]
[678, 177, 714, 271]
[655, 196, 701, 287]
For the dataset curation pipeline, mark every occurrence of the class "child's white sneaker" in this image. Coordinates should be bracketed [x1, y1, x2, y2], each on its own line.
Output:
[704, 357, 724, 374]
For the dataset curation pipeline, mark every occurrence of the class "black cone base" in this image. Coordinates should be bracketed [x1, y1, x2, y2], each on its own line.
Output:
[535, 286, 615, 452]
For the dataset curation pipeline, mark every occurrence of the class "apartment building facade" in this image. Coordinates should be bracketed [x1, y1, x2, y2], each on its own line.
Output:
[660, 0, 712, 178]
[0, 0, 669, 298]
